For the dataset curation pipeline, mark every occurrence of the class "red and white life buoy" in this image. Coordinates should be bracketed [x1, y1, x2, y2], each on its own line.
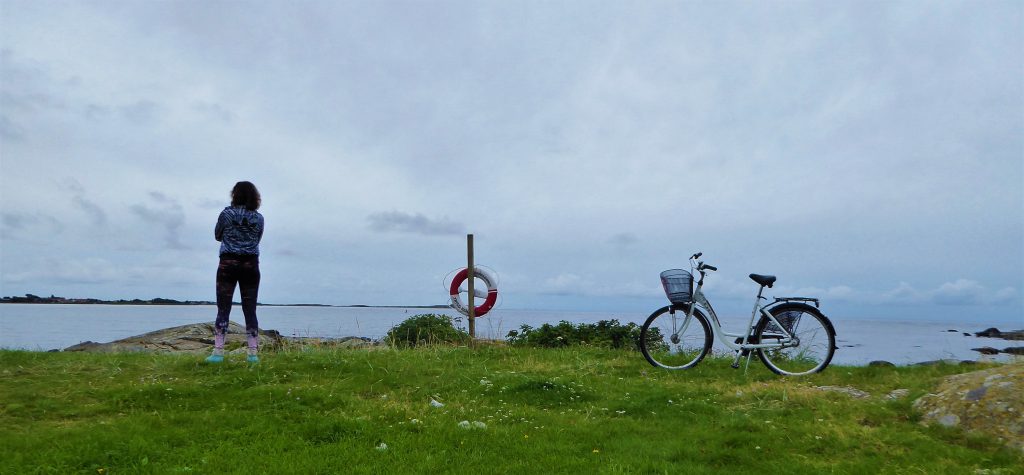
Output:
[449, 267, 498, 317]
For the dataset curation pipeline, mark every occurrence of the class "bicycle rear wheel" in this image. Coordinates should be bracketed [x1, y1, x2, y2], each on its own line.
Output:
[640, 305, 712, 370]
[754, 304, 835, 376]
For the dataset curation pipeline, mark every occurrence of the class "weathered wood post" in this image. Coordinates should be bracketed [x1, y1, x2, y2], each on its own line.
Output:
[467, 233, 475, 342]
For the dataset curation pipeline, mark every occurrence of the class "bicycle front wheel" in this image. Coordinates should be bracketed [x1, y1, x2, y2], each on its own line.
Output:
[640, 305, 712, 370]
[754, 304, 836, 376]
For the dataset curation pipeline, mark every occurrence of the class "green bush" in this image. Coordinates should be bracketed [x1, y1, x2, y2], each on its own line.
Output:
[386, 313, 469, 348]
[505, 319, 655, 350]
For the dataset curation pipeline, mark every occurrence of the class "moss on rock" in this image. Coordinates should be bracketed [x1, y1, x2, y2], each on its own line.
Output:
[914, 363, 1024, 452]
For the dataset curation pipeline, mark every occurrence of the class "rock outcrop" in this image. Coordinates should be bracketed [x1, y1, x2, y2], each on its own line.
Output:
[63, 322, 284, 354]
[913, 364, 1024, 452]
[974, 328, 1024, 341]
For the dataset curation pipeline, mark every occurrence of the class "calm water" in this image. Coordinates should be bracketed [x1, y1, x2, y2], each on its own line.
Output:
[1, 304, 1021, 366]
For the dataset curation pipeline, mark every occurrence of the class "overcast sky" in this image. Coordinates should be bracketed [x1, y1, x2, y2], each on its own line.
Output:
[1, 1, 1021, 323]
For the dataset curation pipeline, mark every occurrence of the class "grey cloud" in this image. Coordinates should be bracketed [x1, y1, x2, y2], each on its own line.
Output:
[130, 191, 186, 249]
[882, 280, 1019, 306]
[119, 100, 160, 125]
[197, 198, 226, 210]
[367, 211, 465, 236]
[84, 103, 111, 120]
[0, 3, 1019, 318]
[64, 179, 107, 226]
[192, 102, 234, 123]
[3, 257, 119, 284]
[1, 212, 62, 239]
[608, 233, 639, 247]
[0, 115, 25, 141]
[538, 272, 660, 298]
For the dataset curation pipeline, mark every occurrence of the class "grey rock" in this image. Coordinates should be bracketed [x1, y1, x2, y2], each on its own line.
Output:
[1004, 347, 1024, 356]
[972, 347, 1001, 355]
[975, 328, 1024, 340]
[964, 386, 988, 402]
[976, 328, 1003, 338]
[62, 322, 282, 353]
[885, 389, 910, 400]
[815, 385, 871, 399]
[869, 360, 895, 367]
[914, 359, 963, 366]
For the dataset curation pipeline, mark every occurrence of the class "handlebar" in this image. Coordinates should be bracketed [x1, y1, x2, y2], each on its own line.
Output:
[691, 252, 717, 272]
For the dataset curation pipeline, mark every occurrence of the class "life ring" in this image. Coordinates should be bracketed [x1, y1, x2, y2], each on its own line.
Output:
[449, 267, 498, 317]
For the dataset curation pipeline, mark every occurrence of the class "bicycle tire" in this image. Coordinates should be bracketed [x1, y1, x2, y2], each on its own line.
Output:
[753, 303, 836, 376]
[640, 305, 713, 370]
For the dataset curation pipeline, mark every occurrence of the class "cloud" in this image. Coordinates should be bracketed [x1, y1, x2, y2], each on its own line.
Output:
[539, 272, 659, 298]
[197, 198, 226, 210]
[2, 257, 119, 284]
[0, 3, 1018, 318]
[0, 212, 62, 239]
[791, 285, 858, 301]
[65, 179, 107, 226]
[608, 232, 639, 247]
[119, 100, 160, 125]
[367, 211, 465, 236]
[192, 101, 234, 123]
[882, 279, 1019, 306]
[130, 191, 186, 249]
[0, 115, 25, 141]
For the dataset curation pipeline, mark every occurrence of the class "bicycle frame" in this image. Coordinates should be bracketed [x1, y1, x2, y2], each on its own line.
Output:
[672, 272, 796, 353]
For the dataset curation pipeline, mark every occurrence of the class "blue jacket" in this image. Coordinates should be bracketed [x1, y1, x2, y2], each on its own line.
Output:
[215, 207, 264, 256]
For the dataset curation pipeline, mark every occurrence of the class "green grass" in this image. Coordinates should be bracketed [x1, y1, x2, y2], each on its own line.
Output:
[1, 348, 1021, 474]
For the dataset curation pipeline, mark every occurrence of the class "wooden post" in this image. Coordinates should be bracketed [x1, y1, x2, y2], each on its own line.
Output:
[467, 234, 475, 342]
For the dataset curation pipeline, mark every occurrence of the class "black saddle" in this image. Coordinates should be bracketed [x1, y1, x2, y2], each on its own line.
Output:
[749, 274, 776, 288]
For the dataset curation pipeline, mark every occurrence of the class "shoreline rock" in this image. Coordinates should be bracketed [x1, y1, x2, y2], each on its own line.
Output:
[61, 322, 381, 353]
[974, 328, 1024, 341]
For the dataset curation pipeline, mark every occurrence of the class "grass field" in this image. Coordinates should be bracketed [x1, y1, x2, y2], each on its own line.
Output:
[1, 347, 1021, 474]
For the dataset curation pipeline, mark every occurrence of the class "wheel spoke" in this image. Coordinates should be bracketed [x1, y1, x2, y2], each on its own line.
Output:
[756, 308, 835, 376]
[641, 306, 712, 370]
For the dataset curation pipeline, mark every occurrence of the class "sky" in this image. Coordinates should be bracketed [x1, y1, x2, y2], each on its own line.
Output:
[1, 1, 1021, 323]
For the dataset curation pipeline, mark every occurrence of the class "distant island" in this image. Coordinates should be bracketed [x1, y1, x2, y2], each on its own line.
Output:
[1, 294, 449, 309]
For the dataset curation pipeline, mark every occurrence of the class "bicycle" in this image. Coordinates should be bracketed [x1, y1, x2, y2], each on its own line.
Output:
[640, 252, 837, 376]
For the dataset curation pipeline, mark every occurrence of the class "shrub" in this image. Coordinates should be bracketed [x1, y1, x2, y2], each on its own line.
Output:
[505, 319, 654, 350]
[386, 314, 469, 348]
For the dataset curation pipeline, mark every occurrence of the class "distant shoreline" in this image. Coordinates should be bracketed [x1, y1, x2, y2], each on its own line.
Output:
[0, 294, 449, 309]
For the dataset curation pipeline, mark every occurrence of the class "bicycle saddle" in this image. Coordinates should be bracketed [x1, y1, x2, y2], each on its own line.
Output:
[749, 274, 776, 288]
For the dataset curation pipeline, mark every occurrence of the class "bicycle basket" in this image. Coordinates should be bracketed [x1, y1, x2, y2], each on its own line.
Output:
[660, 269, 693, 304]
[768, 310, 803, 334]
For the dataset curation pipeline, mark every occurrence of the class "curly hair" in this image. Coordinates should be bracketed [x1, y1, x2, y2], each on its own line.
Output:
[230, 181, 261, 211]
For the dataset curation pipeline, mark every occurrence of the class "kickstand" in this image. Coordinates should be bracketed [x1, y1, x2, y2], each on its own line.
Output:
[743, 350, 753, 374]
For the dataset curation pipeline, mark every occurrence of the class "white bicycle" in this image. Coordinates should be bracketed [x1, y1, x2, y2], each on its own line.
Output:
[640, 253, 837, 376]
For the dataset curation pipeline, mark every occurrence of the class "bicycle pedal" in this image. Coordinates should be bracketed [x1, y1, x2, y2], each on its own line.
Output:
[730, 363, 740, 369]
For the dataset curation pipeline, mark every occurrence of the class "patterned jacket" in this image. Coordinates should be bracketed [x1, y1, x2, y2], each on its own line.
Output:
[215, 206, 264, 256]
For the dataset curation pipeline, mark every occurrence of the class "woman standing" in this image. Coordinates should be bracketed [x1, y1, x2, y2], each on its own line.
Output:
[207, 181, 264, 363]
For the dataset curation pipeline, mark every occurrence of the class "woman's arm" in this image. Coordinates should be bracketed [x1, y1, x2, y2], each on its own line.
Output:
[214, 210, 227, 242]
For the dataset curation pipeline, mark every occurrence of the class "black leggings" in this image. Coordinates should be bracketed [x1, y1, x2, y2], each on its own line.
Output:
[215, 255, 260, 338]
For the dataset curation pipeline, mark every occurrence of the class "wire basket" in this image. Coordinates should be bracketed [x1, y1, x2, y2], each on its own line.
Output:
[660, 269, 693, 304]
[767, 310, 803, 335]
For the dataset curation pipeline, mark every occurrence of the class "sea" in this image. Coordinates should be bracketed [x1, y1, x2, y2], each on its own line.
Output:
[1, 304, 1021, 366]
